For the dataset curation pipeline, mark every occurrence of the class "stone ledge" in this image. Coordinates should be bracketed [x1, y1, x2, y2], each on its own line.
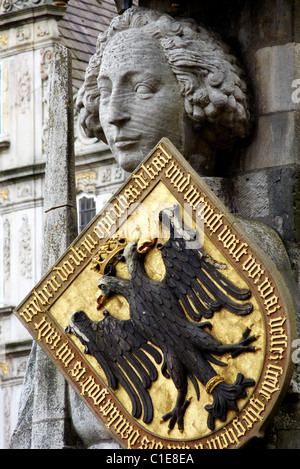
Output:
[0, 4, 66, 30]
[0, 138, 10, 151]
[0, 305, 14, 318]
[0, 162, 45, 184]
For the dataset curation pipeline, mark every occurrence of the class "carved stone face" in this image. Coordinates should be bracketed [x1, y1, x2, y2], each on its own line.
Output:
[98, 30, 185, 172]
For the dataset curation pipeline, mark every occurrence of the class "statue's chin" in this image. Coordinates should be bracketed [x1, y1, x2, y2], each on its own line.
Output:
[112, 148, 148, 173]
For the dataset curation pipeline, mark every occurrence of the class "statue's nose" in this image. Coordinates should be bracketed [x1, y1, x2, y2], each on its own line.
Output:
[107, 92, 130, 126]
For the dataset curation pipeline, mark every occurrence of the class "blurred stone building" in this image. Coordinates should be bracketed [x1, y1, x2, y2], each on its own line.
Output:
[0, 0, 126, 448]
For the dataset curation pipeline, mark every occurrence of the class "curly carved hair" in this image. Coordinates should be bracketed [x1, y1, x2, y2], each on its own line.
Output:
[76, 6, 251, 149]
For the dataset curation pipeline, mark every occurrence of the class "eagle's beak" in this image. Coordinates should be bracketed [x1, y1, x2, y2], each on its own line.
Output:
[97, 292, 107, 310]
[137, 238, 157, 254]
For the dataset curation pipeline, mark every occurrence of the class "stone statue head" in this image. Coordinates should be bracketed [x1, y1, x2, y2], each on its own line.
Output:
[76, 7, 251, 174]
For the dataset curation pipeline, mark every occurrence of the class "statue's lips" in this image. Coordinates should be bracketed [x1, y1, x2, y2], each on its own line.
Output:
[114, 137, 141, 149]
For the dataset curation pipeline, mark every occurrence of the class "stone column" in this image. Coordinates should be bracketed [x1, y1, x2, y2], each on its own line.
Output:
[42, 44, 78, 270]
[10, 44, 80, 449]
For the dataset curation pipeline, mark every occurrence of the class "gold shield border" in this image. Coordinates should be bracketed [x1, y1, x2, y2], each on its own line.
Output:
[14, 138, 296, 449]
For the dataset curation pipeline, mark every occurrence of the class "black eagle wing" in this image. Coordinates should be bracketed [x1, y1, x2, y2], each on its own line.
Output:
[66, 310, 161, 424]
[158, 205, 253, 321]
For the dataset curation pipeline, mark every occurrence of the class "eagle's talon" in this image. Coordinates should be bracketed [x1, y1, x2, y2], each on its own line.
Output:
[162, 399, 190, 432]
[239, 327, 256, 347]
[230, 327, 257, 358]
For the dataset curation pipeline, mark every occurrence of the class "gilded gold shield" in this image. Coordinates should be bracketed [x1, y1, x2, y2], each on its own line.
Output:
[15, 139, 296, 449]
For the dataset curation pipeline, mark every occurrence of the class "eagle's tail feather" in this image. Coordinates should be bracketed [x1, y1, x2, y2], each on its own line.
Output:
[116, 359, 154, 424]
[205, 373, 255, 430]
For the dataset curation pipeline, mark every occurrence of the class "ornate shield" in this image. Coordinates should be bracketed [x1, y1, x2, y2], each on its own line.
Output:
[15, 138, 296, 449]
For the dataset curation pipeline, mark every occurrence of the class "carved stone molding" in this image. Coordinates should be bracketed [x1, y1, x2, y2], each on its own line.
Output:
[16, 25, 31, 42]
[40, 48, 52, 155]
[0, 33, 8, 50]
[99, 163, 125, 186]
[1, 0, 53, 14]
[76, 171, 97, 194]
[17, 182, 33, 200]
[0, 190, 9, 202]
[36, 21, 50, 38]
[3, 218, 10, 282]
[19, 214, 32, 279]
[16, 59, 31, 114]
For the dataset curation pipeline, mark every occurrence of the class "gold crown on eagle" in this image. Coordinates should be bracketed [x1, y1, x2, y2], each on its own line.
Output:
[91, 237, 127, 275]
[91, 235, 157, 275]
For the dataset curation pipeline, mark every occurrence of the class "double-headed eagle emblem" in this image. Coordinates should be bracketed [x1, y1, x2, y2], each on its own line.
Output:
[66, 204, 257, 432]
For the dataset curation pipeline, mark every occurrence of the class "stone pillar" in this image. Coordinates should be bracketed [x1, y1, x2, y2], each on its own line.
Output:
[42, 44, 78, 267]
[10, 44, 80, 449]
[33, 43, 79, 449]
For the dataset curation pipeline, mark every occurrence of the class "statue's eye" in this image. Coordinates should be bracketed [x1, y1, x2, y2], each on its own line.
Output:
[134, 83, 154, 97]
[99, 87, 111, 100]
